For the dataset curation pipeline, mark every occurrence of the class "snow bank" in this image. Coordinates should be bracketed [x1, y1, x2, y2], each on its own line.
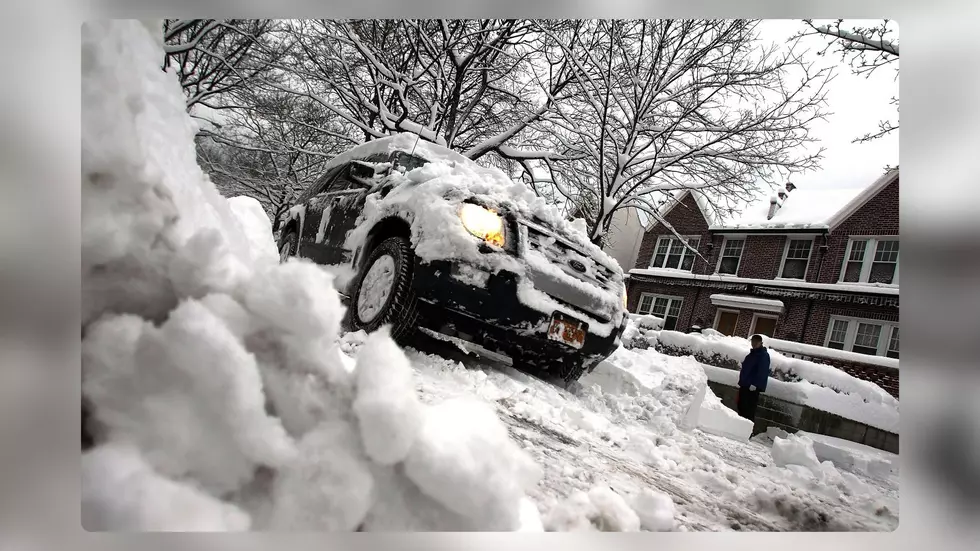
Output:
[764, 336, 899, 370]
[768, 433, 879, 501]
[657, 330, 898, 408]
[695, 386, 753, 442]
[227, 196, 279, 265]
[81, 20, 542, 532]
[799, 432, 898, 480]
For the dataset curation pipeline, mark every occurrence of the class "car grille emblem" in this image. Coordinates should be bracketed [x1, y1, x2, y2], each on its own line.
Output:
[568, 259, 587, 273]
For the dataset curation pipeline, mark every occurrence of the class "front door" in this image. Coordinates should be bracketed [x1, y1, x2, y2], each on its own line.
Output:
[751, 315, 778, 338]
[715, 310, 739, 336]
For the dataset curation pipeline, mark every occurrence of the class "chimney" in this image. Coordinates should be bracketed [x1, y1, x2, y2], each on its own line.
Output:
[766, 182, 795, 220]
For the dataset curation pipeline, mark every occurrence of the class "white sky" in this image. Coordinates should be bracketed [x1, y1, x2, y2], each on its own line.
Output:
[756, 19, 899, 192]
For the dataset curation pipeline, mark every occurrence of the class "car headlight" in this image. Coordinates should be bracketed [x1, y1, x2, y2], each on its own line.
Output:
[459, 203, 505, 248]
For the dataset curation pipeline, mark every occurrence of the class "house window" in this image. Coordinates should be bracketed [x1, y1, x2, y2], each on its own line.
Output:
[824, 316, 900, 359]
[717, 238, 744, 275]
[780, 239, 813, 279]
[840, 238, 899, 285]
[886, 327, 899, 359]
[637, 293, 684, 331]
[651, 236, 701, 271]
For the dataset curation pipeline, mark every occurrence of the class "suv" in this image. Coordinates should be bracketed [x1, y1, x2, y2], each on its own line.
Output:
[277, 134, 628, 383]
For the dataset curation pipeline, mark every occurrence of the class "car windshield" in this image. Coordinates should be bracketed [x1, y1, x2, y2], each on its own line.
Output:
[393, 151, 429, 173]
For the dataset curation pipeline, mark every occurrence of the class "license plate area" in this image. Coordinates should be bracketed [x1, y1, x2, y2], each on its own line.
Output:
[547, 312, 587, 349]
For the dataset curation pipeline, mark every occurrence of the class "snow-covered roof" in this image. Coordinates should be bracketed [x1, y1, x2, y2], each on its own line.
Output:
[710, 169, 899, 232]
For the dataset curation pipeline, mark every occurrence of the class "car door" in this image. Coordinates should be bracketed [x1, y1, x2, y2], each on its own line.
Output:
[319, 166, 375, 266]
[297, 164, 349, 264]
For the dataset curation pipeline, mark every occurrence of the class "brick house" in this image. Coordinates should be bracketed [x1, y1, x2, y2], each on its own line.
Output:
[627, 169, 899, 362]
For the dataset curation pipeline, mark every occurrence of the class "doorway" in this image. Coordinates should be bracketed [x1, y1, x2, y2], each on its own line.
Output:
[750, 314, 779, 338]
[714, 309, 739, 336]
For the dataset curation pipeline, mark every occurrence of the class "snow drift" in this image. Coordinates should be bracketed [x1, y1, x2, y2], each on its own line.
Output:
[80, 20, 542, 532]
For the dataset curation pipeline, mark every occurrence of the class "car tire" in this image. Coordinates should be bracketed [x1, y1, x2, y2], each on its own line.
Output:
[278, 230, 299, 263]
[514, 351, 589, 387]
[347, 236, 420, 342]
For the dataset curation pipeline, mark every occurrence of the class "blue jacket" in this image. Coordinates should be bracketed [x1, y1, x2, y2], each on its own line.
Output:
[738, 346, 771, 392]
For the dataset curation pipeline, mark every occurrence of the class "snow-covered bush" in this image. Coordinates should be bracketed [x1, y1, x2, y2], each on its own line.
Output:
[655, 330, 898, 407]
[80, 20, 542, 532]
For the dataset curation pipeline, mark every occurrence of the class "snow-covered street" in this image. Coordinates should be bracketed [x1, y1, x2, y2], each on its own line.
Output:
[342, 333, 899, 532]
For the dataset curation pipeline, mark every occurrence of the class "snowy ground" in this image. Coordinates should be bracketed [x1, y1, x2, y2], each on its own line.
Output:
[352, 334, 900, 532]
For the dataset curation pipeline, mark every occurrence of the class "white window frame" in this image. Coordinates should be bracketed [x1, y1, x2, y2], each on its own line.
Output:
[838, 236, 900, 286]
[777, 236, 817, 281]
[823, 315, 900, 358]
[712, 308, 741, 336]
[714, 235, 746, 276]
[637, 292, 685, 330]
[649, 235, 702, 272]
[750, 313, 780, 338]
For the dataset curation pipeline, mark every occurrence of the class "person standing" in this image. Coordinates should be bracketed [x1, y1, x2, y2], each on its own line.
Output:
[737, 334, 771, 422]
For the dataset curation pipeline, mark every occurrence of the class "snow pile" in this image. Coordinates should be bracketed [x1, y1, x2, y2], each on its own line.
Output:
[657, 330, 899, 408]
[543, 486, 641, 531]
[629, 488, 676, 531]
[800, 432, 898, 480]
[80, 20, 543, 532]
[227, 196, 280, 265]
[694, 384, 754, 442]
[767, 433, 880, 501]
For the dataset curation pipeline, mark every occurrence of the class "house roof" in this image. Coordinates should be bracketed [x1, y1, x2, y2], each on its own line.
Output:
[648, 189, 717, 229]
[710, 169, 899, 232]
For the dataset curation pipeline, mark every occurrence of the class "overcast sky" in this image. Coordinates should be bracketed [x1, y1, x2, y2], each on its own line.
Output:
[757, 19, 899, 192]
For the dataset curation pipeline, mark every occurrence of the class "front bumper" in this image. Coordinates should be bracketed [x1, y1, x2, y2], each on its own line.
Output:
[410, 258, 626, 373]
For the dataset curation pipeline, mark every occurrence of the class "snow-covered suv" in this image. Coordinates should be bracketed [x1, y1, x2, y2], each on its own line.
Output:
[277, 134, 628, 383]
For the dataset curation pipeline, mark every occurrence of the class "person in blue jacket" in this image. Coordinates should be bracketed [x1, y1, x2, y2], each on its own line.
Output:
[737, 334, 771, 422]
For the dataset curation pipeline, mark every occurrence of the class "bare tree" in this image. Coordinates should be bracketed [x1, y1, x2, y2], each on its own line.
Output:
[163, 19, 290, 111]
[196, 88, 356, 232]
[267, 19, 578, 156]
[507, 20, 831, 245]
[797, 19, 899, 142]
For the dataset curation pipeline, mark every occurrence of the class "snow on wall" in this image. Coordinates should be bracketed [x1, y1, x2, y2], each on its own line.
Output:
[629, 268, 900, 296]
[763, 335, 899, 371]
[80, 20, 543, 532]
[656, 330, 898, 408]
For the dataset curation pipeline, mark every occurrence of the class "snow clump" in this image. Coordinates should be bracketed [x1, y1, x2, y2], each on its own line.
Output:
[80, 19, 541, 532]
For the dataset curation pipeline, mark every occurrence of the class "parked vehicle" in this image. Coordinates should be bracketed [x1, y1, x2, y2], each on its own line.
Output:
[277, 134, 628, 383]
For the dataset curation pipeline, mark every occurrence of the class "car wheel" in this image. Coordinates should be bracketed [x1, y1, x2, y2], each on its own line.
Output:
[348, 236, 420, 341]
[278, 230, 299, 263]
[513, 351, 589, 387]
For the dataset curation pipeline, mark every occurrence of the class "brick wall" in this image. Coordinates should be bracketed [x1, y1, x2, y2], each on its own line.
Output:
[634, 193, 713, 272]
[736, 234, 788, 279]
[820, 176, 900, 284]
[802, 302, 900, 347]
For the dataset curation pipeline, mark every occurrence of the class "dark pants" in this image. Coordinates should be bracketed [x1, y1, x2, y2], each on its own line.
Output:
[737, 387, 761, 422]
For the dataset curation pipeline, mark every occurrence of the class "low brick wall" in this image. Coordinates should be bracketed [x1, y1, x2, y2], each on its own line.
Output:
[773, 350, 899, 400]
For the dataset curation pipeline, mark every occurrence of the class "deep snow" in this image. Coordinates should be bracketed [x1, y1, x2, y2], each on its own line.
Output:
[80, 19, 898, 533]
